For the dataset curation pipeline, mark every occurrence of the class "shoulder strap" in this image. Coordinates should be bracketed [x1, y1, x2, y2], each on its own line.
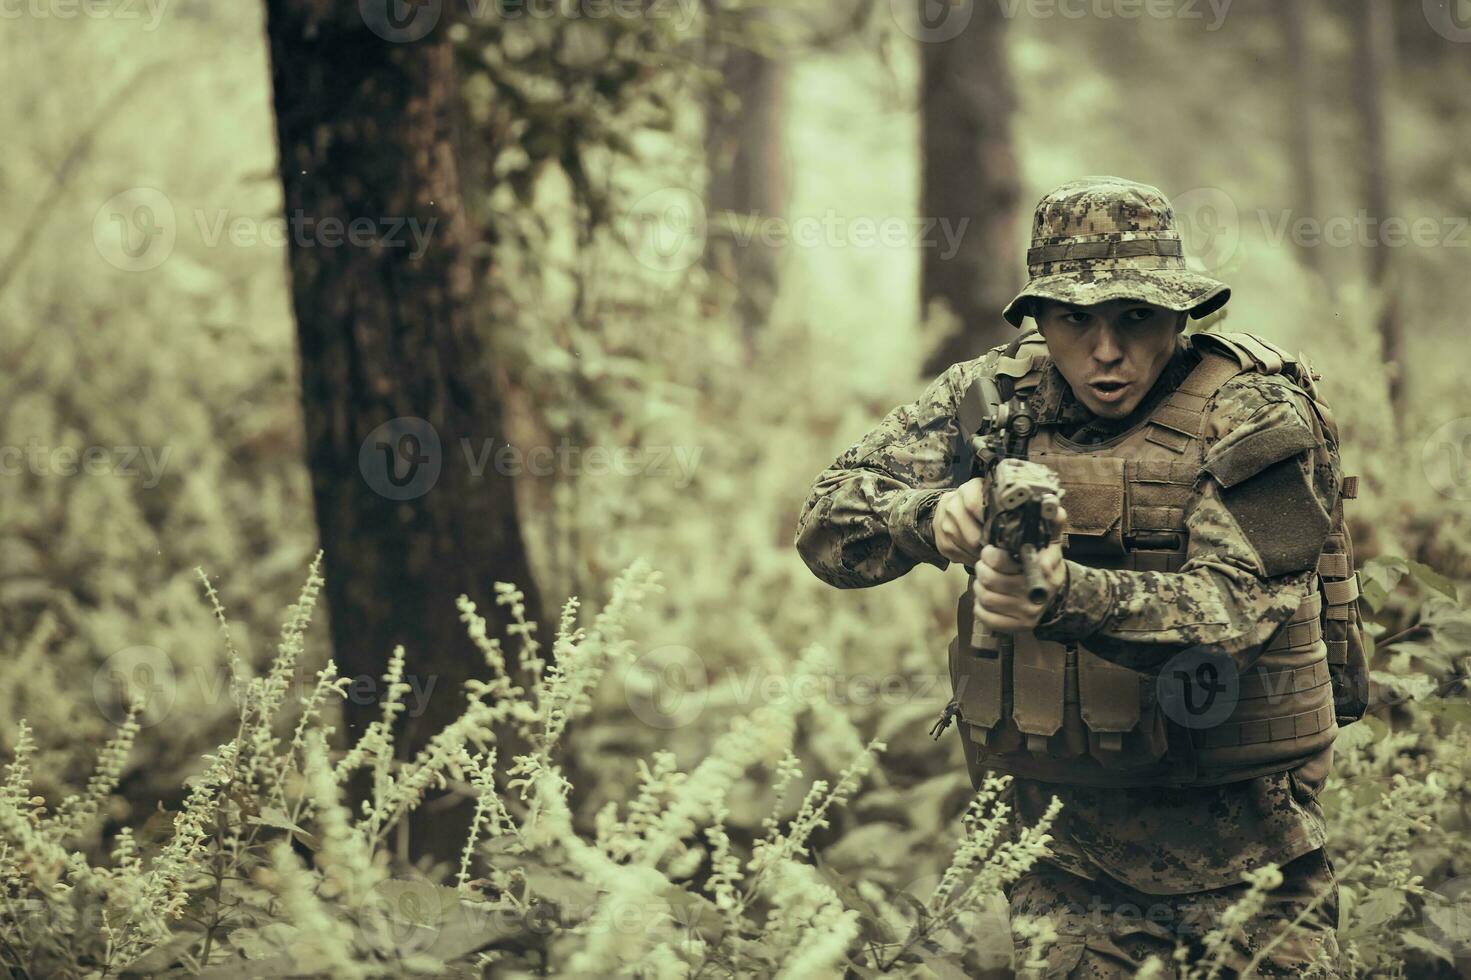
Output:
[1144, 350, 1247, 455]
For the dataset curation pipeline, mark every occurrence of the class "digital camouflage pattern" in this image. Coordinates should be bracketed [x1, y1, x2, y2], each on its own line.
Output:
[1002, 176, 1231, 327]
[794, 334, 1343, 974]
[1009, 848, 1340, 978]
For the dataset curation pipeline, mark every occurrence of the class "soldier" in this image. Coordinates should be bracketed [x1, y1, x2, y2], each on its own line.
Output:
[795, 177, 1366, 977]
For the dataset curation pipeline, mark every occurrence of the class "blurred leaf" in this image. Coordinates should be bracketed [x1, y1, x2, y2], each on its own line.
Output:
[519, 860, 599, 909]
[226, 924, 292, 961]
[916, 946, 973, 980]
[1356, 886, 1407, 927]
[1360, 557, 1409, 613]
[1401, 928, 1456, 965]
[813, 850, 894, 945]
[1407, 561, 1460, 602]
[1371, 670, 1437, 704]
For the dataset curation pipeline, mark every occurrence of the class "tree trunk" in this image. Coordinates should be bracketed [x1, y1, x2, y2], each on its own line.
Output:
[705, 43, 787, 352]
[1350, 0, 1403, 420]
[263, 0, 542, 861]
[1278, 0, 1324, 282]
[919, 3, 1021, 375]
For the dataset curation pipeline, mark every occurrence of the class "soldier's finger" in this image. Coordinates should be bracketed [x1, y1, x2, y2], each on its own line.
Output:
[954, 512, 984, 555]
[981, 545, 1022, 574]
[974, 603, 1034, 634]
[939, 515, 980, 564]
[974, 574, 1042, 614]
[975, 564, 1029, 598]
[958, 477, 986, 519]
[1038, 544, 1064, 573]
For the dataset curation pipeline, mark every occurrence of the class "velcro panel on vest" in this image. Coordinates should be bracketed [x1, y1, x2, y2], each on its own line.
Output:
[1076, 645, 1143, 753]
[1043, 455, 1126, 554]
[1202, 422, 1321, 490]
[1010, 633, 1067, 751]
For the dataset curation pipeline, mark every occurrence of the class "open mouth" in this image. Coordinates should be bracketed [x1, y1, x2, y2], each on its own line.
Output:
[1089, 380, 1130, 403]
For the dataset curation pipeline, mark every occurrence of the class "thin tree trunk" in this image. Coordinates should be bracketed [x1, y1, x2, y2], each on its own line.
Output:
[263, 0, 542, 861]
[919, 3, 1021, 375]
[1350, 0, 1403, 420]
[705, 44, 787, 352]
[1278, 0, 1323, 282]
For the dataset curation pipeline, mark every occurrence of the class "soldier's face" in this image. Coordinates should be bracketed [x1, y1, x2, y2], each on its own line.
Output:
[1033, 299, 1185, 419]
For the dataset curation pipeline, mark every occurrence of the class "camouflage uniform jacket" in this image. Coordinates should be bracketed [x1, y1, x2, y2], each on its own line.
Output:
[794, 334, 1340, 894]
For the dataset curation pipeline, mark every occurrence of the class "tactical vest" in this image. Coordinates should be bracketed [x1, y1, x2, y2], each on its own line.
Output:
[946, 330, 1368, 789]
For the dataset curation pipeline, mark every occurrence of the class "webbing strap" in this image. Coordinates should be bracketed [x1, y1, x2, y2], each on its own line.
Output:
[1323, 574, 1360, 606]
[1028, 236, 1184, 265]
[1198, 701, 1335, 749]
[1230, 334, 1286, 375]
[1288, 590, 1323, 622]
[1144, 351, 1244, 455]
[1238, 659, 1330, 700]
[1317, 553, 1351, 579]
[1263, 617, 1323, 653]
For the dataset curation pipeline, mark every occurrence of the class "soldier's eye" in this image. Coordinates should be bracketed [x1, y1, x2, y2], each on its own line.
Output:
[1125, 308, 1154, 322]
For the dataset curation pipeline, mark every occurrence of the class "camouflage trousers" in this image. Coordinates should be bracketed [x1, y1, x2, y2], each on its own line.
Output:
[1004, 848, 1341, 978]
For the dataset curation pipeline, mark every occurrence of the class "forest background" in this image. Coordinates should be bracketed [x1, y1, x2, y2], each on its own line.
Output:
[4, 0, 1471, 976]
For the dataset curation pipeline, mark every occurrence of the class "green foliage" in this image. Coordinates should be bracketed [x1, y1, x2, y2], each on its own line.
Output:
[0, 560, 1054, 977]
[4, 3, 1471, 978]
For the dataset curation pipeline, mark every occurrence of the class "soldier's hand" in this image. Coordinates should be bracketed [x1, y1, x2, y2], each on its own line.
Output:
[932, 478, 986, 564]
[972, 507, 1069, 634]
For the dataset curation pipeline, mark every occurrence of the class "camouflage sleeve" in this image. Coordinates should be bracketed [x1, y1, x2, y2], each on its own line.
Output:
[794, 358, 986, 589]
[1033, 373, 1338, 671]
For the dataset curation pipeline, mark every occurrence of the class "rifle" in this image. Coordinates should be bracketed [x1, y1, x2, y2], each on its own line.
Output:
[957, 377, 1064, 636]
[929, 377, 1064, 741]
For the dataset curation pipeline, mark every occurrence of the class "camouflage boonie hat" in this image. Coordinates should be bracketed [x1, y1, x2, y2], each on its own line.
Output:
[1002, 176, 1231, 327]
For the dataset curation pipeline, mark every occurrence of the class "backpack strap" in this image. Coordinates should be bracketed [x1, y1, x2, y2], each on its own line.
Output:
[1143, 349, 1246, 455]
[958, 331, 1049, 434]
